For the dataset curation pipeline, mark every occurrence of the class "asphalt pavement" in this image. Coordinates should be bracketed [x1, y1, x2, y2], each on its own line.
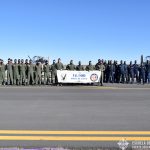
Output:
[0, 85, 150, 148]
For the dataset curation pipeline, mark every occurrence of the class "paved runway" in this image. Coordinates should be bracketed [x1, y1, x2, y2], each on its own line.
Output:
[0, 86, 150, 148]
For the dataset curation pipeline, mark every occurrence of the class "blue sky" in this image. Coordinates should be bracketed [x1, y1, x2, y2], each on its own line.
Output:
[0, 0, 150, 64]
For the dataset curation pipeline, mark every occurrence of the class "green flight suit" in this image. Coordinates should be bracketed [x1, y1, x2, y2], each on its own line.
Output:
[66, 64, 76, 70]
[55, 62, 64, 70]
[35, 64, 42, 85]
[13, 63, 19, 85]
[51, 63, 57, 84]
[18, 63, 21, 85]
[85, 65, 95, 71]
[0, 64, 6, 85]
[55, 62, 64, 84]
[76, 65, 84, 71]
[27, 63, 35, 85]
[20, 63, 26, 85]
[43, 64, 51, 85]
[6, 63, 13, 85]
[95, 63, 105, 85]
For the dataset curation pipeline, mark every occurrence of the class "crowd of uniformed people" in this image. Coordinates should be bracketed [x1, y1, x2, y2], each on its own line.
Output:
[0, 58, 150, 86]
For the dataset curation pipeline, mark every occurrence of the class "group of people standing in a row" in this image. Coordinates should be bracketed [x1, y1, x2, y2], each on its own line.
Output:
[102, 60, 150, 85]
[0, 58, 150, 86]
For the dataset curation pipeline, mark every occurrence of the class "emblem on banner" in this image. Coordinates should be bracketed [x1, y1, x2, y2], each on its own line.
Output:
[90, 74, 98, 82]
[61, 74, 67, 80]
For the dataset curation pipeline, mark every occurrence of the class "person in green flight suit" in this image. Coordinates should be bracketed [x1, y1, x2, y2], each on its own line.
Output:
[0, 59, 6, 85]
[13, 59, 19, 85]
[18, 59, 21, 85]
[43, 60, 51, 85]
[55, 58, 64, 86]
[27, 60, 35, 85]
[20, 59, 26, 85]
[95, 59, 105, 86]
[85, 61, 95, 71]
[35, 62, 42, 85]
[51, 60, 57, 85]
[66, 60, 76, 70]
[55, 58, 64, 70]
[6, 58, 13, 85]
[76, 61, 84, 71]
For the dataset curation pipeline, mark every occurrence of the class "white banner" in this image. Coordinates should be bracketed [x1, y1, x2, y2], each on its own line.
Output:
[57, 70, 101, 83]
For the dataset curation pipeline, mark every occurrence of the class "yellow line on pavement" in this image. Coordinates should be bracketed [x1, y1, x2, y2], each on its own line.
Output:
[0, 136, 150, 141]
[0, 130, 150, 135]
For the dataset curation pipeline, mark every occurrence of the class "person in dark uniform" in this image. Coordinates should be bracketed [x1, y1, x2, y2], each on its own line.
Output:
[133, 60, 139, 83]
[108, 60, 115, 83]
[103, 60, 108, 83]
[147, 61, 150, 84]
[119, 60, 125, 83]
[145, 60, 149, 83]
[124, 61, 128, 83]
[114, 61, 120, 83]
[128, 61, 134, 84]
[139, 62, 146, 84]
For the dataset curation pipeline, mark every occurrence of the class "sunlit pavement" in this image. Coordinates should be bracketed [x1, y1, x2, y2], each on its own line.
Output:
[0, 86, 149, 148]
